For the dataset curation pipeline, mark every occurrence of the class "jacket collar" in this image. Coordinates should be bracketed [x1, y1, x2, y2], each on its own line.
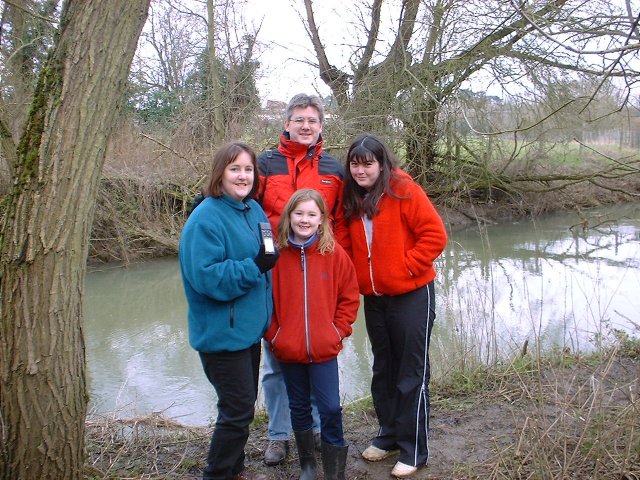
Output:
[288, 232, 319, 249]
[217, 193, 251, 211]
[279, 131, 323, 160]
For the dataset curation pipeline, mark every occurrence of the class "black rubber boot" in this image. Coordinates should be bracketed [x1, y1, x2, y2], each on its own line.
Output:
[293, 428, 318, 480]
[321, 442, 348, 480]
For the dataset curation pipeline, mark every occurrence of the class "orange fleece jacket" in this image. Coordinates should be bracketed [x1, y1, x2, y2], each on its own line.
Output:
[345, 169, 447, 296]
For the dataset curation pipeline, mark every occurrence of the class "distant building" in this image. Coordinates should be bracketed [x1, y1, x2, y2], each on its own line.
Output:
[261, 100, 287, 121]
[261, 97, 338, 121]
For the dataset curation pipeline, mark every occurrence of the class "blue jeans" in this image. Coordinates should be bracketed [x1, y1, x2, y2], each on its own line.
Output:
[280, 358, 345, 446]
[261, 340, 320, 440]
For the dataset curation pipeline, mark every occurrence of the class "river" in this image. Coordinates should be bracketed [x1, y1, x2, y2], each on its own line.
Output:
[84, 203, 640, 426]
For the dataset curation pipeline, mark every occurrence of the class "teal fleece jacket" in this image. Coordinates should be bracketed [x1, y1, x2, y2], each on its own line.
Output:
[179, 195, 273, 353]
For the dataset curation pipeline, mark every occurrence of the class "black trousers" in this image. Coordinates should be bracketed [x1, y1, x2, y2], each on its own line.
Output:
[364, 282, 435, 467]
[199, 343, 261, 480]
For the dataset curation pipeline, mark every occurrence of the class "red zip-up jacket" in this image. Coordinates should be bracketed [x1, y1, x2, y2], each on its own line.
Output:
[264, 239, 360, 364]
[345, 169, 447, 296]
[257, 133, 346, 243]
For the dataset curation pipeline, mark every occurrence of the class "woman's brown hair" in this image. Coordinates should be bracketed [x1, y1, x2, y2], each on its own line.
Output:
[203, 142, 259, 199]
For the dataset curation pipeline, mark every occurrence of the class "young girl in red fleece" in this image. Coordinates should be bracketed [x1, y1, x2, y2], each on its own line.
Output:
[264, 188, 360, 480]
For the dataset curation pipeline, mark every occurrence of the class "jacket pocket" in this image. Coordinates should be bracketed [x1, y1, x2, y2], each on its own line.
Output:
[331, 323, 343, 341]
[229, 302, 235, 328]
[270, 327, 281, 346]
[316, 181, 340, 214]
[262, 178, 292, 218]
[312, 323, 343, 360]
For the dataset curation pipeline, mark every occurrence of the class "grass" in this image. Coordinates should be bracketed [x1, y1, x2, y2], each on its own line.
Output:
[252, 408, 269, 427]
[495, 348, 640, 479]
[84, 414, 210, 479]
[440, 137, 638, 170]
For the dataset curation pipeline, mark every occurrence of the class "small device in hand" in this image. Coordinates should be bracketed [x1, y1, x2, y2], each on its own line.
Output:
[259, 222, 275, 254]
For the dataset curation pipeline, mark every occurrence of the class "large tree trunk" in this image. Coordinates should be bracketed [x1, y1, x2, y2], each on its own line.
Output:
[403, 97, 440, 185]
[0, 1, 150, 479]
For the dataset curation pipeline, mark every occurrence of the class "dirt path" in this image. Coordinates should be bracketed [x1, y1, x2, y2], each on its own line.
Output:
[235, 355, 639, 479]
[243, 399, 513, 479]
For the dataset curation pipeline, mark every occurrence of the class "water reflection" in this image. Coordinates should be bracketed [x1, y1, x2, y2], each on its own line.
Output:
[85, 258, 373, 426]
[84, 203, 640, 426]
[436, 204, 640, 368]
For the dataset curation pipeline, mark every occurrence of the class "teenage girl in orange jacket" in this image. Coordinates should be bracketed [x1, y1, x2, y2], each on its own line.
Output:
[341, 134, 447, 479]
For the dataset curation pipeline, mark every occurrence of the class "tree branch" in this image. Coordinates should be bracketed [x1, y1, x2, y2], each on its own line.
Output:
[445, 0, 569, 70]
[0, 102, 17, 177]
[354, 0, 382, 81]
[376, 0, 419, 75]
[509, 0, 640, 56]
[302, 0, 351, 106]
[2, 0, 57, 24]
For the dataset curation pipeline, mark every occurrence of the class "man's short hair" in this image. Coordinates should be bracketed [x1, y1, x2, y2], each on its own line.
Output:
[286, 93, 325, 123]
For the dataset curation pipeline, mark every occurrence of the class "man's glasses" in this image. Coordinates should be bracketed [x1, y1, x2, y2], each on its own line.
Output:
[289, 117, 320, 126]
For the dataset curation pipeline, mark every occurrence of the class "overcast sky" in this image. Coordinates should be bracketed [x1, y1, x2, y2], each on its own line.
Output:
[245, 0, 341, 103]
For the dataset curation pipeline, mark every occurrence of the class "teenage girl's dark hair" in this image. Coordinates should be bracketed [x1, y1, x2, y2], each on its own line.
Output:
[204, 142, 259, 199]
[342, 134, 400, 221]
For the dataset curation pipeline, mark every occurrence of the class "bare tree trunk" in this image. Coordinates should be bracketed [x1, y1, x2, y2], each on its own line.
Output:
[1, 0, 31, 178]
[0, 1, 150, 479]
[207, 0, 225, 145]
[404, 98, 440, 185]
[0, 114, 17, 183]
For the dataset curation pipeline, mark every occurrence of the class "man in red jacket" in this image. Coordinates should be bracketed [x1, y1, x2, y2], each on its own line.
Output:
[257, 93, 345, 466]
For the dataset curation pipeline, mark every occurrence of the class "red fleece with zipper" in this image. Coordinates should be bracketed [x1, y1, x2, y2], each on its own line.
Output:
[265, 241, 360, 364]
[345, 169, 448, 296]
[257, 133, 346, 243]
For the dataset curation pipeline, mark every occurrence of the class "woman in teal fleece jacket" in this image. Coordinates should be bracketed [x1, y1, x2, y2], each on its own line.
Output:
[179, 142, 276, 480]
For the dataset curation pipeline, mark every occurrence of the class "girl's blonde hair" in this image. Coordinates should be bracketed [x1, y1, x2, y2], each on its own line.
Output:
[276, 189, 335, 254]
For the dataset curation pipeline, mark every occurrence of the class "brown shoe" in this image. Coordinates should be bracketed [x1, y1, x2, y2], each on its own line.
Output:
[264, 439, 288, 466]
[232, 471, 269, 480]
